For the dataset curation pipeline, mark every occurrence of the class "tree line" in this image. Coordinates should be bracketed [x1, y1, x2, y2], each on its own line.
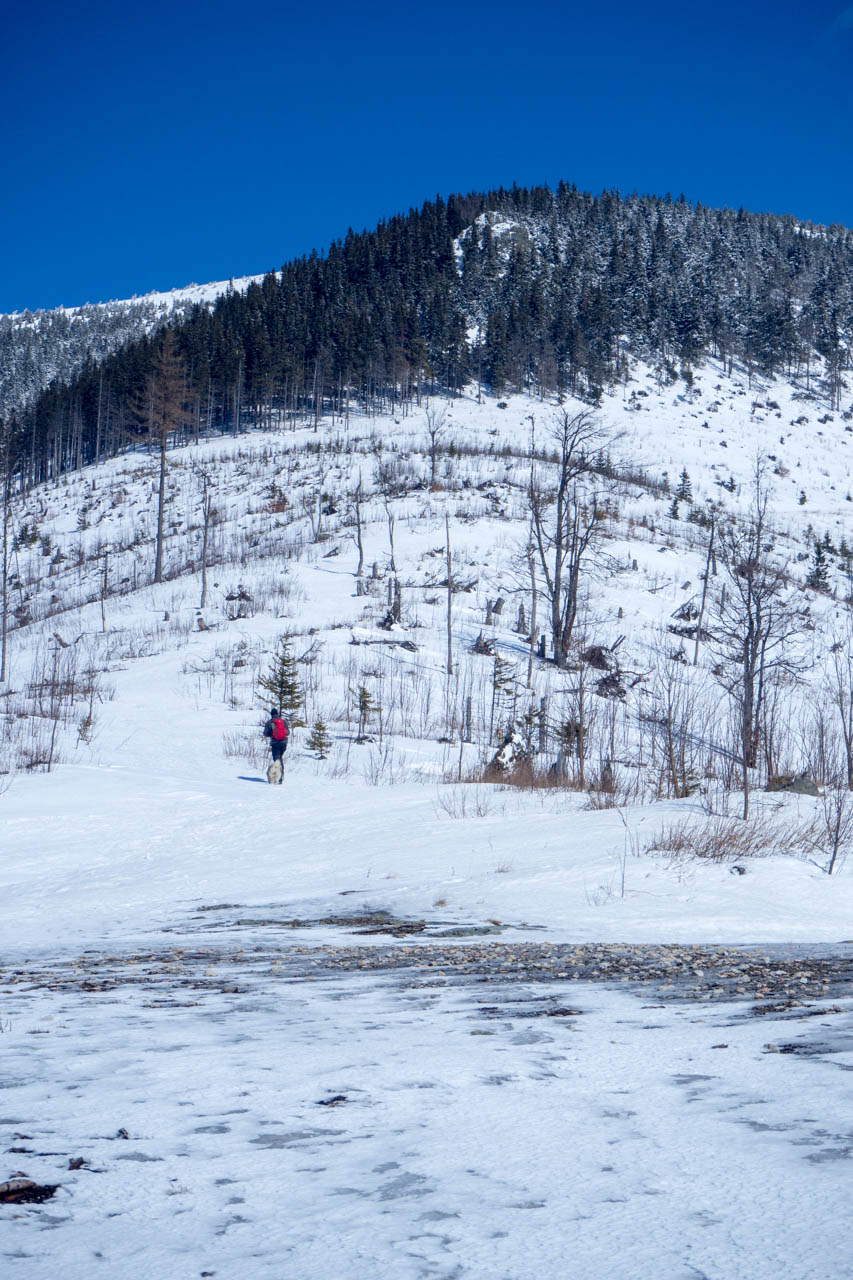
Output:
[4, 182, 853, 489]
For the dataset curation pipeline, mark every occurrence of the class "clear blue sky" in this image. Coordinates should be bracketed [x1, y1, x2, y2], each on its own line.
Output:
[3, 0, 853, 312]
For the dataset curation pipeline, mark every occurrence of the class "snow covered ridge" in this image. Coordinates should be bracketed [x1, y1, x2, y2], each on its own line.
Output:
[3, 271, 266, 322]
[0, 272, 267, 416]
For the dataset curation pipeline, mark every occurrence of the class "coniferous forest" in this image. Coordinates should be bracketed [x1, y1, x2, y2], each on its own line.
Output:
[4, 181, 853, 488]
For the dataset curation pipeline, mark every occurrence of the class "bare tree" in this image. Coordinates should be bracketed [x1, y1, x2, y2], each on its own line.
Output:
[693, 518, 715, 665]
[352, 476, 365, 580]
[425, 405, 447, 488]
[560, 648, 593, 788]
[525, 530, 538, 688]
[818, 786, 853, 875]
[759, 666, 795, 781]
[711, 464, 800, 817]
[796, 695, 840, 788]
[130, 331, 192, 584]
[829, 620, 853, 789]
[384, 498, 397, 574]
[529, 410, 606, 667]
[445, 513, 453, 677]
[552, 602, 602, 788]
[99, 549, 109, 634]
[646, 633, 706, 798]
[196, 467, 216, 611]
[0, 452, 10, 683]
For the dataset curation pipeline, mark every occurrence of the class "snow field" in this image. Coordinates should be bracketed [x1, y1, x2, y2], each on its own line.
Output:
[4, 963, 853, 1279]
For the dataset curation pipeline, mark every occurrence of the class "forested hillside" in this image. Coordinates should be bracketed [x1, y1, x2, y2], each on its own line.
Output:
[0, 275, 267, 422]
[3, 182, 853, 488]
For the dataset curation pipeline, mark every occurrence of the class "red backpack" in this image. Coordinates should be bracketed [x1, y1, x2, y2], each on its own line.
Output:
[271, 717, 289, 742]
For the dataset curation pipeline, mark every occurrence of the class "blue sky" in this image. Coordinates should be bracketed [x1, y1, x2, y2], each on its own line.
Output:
[3, 0, 853, 312]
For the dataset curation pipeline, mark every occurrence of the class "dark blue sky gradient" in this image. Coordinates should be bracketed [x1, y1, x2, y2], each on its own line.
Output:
[3, 0, 853, 311]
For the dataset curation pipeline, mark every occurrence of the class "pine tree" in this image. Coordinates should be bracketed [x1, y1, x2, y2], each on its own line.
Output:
[258, 634, 305, 725]
[307, 717, 332, 759]
[353, 684, 377, 740]
[20, 184, 853, 484]
[806, 542, 830, 592]
[675, 468, 693, 502]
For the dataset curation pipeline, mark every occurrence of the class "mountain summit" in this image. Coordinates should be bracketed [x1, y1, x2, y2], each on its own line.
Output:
[3, 183, 851, 480]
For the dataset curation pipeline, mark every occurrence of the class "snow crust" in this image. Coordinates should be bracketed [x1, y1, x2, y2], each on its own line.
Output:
[6, 965, 853, 1279]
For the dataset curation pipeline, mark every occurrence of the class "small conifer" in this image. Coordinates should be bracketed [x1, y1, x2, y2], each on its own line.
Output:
[258, 634, 305, 725]
[675, 468, 693, 502]
[307, 717, 332, 759]
[806, 542, 830, 592]
[354, 684, 377, 740]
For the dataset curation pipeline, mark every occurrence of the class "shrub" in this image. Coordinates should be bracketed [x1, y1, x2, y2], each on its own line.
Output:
[646, 810, 815, 864]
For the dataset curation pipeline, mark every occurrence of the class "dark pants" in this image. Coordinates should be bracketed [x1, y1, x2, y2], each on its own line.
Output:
[271, 741, 287, 765]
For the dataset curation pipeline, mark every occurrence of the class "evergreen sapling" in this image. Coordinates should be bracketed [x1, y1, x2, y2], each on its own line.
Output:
[259, 634, 305, 726]
[307, 718, 332, 759]
[806, 541, 831, 592]
[675, 468, 693, 502]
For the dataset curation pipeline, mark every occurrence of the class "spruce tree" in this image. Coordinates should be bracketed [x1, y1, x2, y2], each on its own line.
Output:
[258, 634, 305, 725]
[307, 717, 332, 759]
[806, 542, 830, 592]
[676, 468, 693, 502]
[353, 684, 377, 740]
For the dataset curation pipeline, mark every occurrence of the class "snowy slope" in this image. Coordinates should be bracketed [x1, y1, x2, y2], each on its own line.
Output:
[3, 354, 853, 954]
[5, 360, 853, 1278]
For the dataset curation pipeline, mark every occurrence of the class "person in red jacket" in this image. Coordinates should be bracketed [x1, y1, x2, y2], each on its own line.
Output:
[263, 706, 290, 783]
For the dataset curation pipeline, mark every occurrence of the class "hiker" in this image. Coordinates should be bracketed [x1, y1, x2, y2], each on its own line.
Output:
[263, 706, 290, 783]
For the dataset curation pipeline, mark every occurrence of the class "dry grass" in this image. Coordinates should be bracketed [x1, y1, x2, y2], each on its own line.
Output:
[646, 809, 817, 864]
[434, 784, 504, 819]
[488, 760, 582, 791]
[221, 730, 266, 767]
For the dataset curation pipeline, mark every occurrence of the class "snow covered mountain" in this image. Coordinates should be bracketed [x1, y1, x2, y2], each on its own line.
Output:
[5, 182, 853, 946]
[7, 183, 853, 490]
[5, 185, 853, 1277]
[0, 271, 266, 416]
